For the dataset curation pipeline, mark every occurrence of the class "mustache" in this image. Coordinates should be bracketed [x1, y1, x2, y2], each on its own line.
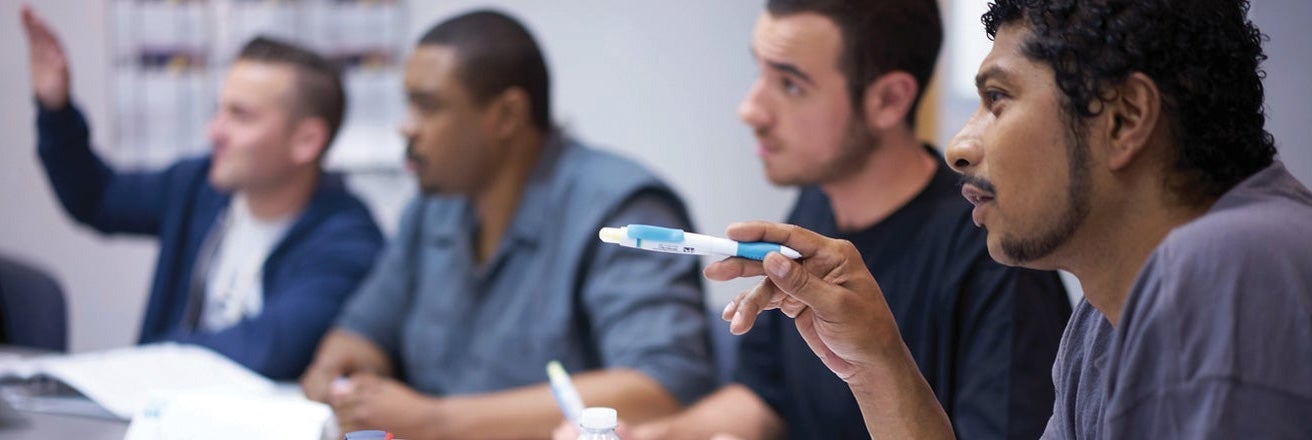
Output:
[405, 141, 421, 163]
[958, 174, 996, 194]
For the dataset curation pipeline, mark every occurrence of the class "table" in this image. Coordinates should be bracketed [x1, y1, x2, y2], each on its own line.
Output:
[0, 411, 127, 439]
[0, 346, 128, 439]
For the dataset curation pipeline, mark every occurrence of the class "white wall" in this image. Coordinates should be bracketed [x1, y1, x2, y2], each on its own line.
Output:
[0, 0, 792, 351]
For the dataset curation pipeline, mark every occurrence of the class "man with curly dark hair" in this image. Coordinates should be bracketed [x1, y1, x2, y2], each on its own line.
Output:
[704, 0, 1312, 438]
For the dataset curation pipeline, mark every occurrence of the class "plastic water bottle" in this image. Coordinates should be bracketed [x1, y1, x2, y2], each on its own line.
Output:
[576, 407, 621, 440]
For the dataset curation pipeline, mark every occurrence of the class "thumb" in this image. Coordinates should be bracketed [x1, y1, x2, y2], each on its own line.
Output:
[763, 252, 834, 311]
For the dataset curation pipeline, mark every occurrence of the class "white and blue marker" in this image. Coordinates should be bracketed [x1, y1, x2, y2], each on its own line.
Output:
[546, 360, 585, 423]
[598, 224, 801, 261]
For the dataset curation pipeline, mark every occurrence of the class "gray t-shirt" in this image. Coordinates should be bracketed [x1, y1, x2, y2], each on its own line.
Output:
[1044, 162, 1312, 439]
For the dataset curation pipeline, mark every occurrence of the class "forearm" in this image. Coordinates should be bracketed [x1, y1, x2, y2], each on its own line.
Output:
[637, 384, 784, 440]
[435, 369, 680, 439]
[849, 346, 955, 440]
[35, 101, 115, 224]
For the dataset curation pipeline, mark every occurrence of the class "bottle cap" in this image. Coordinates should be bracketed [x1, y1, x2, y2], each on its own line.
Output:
[345, 430, 391, 440]
[579, 407, 618, 430]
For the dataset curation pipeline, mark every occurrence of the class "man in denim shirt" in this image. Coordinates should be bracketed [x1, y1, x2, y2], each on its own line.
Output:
[300, 10, 716, 438]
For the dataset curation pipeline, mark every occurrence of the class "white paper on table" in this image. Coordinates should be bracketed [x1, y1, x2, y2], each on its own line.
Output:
[0, 343, 276, 420]
[124, 391, 332, 440]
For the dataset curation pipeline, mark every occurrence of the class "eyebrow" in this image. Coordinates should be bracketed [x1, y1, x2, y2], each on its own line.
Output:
[748, 46, 816, 86]
[406, 91, 435, 102]
[975, 66, 1012, 91]
[766, 60, 815, 86]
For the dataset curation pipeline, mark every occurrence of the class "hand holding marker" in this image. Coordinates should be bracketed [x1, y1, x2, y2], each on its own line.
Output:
[598, 224, 801, 261]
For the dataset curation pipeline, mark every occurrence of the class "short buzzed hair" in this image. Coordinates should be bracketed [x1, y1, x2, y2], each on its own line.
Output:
[236, 37, 347, 152]
[418, 10, 552, 131]
[767, 0, 942, 126]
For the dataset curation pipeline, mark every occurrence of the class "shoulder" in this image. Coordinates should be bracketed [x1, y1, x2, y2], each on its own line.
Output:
[1153, 189, 1312, 291]
[170, 156, 212, 176]
[158, 156, 225, 211]
[165, 156, 215, 192]
[558, 140, 669, 192]
[280, 177, 386, 262]
[1122, 181, 1312, 343]
[554, 140, 685, 214]
[1160, 163, 1312, 270]
[305, 175, 382, 237]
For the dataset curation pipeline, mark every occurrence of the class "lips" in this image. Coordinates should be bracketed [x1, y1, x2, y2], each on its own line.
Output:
[961, 184, 995, 227]
[404, 142, 425, 170]
[961, 184, 994, 206]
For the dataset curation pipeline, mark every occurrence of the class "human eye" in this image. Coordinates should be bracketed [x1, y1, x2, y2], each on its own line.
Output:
[409, 98, 438, 114]
[980, 88, 1009, 114]
[781, 77, 803, 97]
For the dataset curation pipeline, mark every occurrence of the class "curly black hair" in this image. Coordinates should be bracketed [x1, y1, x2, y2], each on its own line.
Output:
[983, 0, 1276, 204]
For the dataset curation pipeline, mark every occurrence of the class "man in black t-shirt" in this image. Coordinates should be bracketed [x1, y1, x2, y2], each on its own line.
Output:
[619, 1, 1072, 439]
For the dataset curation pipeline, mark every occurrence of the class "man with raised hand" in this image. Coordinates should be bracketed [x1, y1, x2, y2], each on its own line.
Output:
[21, 6, 383, 379]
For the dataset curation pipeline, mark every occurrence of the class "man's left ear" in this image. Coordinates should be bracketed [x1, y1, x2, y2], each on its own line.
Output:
[1104, 72, 1163, 171]
[488, 87, 531, 140]
[861, 71, 919, 131]
[290, 117, 329, 165]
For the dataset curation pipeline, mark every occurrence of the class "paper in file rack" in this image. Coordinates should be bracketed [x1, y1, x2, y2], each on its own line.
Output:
[0, 343, 276, 420]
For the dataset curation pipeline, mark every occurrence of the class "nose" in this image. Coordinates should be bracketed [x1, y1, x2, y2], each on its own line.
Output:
[398, 111, 417, 139]
[946, 110, 986, 174]
[206, 114, 225, 145]
[737, 79, 772, 130]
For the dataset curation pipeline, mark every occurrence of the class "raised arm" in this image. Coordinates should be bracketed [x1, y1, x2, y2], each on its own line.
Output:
[22, 5, 68, 110]
[24, 5, 173, 235]
[705, 221, 956, 440]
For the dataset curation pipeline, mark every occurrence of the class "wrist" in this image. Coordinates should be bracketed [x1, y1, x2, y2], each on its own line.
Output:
[845, 339, 918, 392]
[421, 396, 453, 439]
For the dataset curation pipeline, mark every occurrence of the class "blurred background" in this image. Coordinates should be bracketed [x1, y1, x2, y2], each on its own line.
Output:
[1, 0, 1308, 352]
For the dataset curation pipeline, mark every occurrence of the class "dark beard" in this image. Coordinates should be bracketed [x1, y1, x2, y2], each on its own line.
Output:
[814, 117, 879, 184]
[999, 121, 1092, 263]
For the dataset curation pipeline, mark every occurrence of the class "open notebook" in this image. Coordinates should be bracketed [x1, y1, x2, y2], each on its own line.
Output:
[0, 343, 333, 439]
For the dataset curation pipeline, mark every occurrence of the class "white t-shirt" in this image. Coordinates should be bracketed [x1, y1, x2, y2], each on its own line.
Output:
[201, 197, 294, 332]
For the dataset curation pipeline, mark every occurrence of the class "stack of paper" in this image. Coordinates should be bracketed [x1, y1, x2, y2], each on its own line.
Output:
[0, 343, 333, 439]
[124, 391, 333, 440]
